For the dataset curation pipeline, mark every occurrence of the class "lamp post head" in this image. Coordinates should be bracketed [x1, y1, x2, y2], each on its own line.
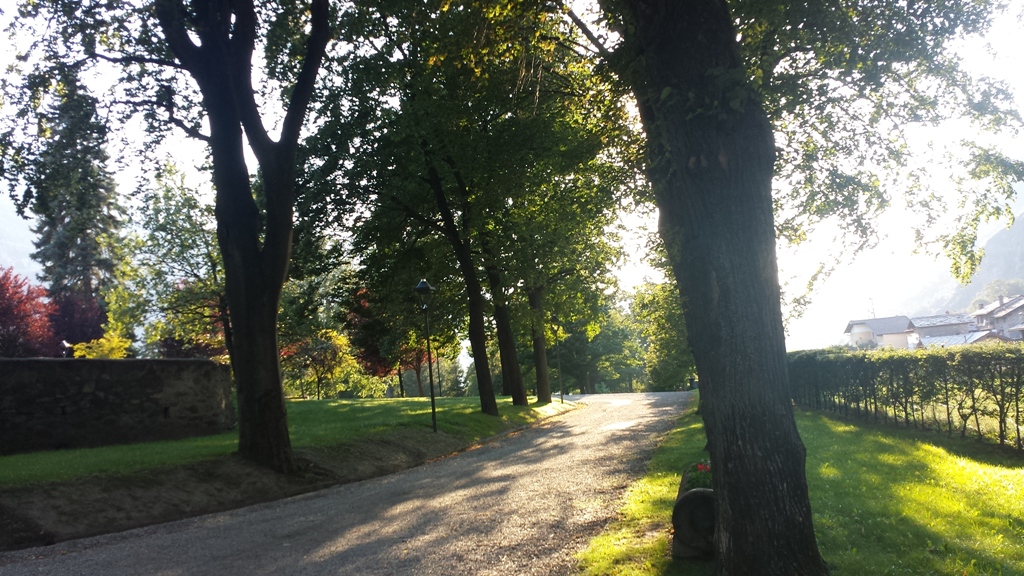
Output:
[414, 279, 435, 308]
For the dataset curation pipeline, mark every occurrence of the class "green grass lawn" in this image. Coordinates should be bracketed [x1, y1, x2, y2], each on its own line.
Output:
[0, 396, 572, 487]
[578, 399, 1024, 576]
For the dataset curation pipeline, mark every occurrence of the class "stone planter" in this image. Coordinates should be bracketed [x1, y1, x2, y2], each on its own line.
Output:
[671, 485, 715, 558]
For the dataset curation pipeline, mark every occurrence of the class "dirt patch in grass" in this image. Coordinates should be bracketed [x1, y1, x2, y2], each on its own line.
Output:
[0, 428, 470, 552]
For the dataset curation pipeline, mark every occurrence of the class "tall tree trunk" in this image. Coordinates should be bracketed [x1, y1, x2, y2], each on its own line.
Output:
[528, 287, 552, 404]
[155, 0, 330, 473]
[204, 90, 295, 473]
[607, 1, 828, 574]
[414, 360, 425, 397]
[204, 111, 292, 470]
[483, 262, 528, 406]
[423, 156, 500, 416]
[457, 249, 501, 415]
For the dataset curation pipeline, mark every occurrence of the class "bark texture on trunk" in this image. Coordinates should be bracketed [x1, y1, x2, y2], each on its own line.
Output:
[456, 250, 500, 415]
[609, 1, 829, 574]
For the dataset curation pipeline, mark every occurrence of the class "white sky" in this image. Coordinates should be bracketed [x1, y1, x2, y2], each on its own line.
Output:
[2, 3, 1023, 352]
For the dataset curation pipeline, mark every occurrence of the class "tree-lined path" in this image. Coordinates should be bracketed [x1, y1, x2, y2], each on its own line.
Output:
[0, 392, 692, 576]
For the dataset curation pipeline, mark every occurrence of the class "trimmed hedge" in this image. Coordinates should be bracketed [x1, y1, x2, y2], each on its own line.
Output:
[788, 343, 1024, 450]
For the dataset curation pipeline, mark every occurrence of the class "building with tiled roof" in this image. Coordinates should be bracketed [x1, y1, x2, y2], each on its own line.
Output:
[910, 314, 976, 338]
[971, 295, 1024, 338]
[844, 316, 914, 349]
[920, 330, 1008, 348]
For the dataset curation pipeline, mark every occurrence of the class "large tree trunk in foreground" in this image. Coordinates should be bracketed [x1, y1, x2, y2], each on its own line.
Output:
[608, 1, 828, 574]
[202, 94, 296, 472]
[156, 0, 331, 472]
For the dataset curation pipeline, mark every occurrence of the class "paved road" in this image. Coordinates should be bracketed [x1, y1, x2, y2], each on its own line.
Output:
[0, 391, 692, 576]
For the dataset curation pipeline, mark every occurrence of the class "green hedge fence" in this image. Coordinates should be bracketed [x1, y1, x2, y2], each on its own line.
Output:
[788, 343, 1024, 451]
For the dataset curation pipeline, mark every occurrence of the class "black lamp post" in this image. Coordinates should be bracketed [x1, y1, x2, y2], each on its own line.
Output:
[414, 279, 438, 433]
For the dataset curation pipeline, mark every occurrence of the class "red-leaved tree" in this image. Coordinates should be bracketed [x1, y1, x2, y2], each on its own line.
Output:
[0, 266, 58, 357]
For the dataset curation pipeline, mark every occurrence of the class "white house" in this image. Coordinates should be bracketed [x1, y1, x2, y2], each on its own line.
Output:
[844, 316, 914, 349]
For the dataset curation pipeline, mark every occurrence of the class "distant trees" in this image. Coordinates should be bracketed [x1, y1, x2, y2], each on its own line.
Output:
[632, 279, 695, 391]
[3, 0, 333, 472]
[968, 279, 1024, 312]
[3, 68, 121, 345]
[133, 165, 231, 361]
[0, 267, 57, 358]
[282, 329, 358, 400]
[316, 0, 635, 414]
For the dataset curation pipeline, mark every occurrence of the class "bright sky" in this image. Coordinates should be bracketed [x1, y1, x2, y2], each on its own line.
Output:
[2, 3, 1023, 352]
[778, 5, 1024, 350]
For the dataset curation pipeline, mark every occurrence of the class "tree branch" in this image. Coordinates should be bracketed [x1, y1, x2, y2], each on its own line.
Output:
[110, 98, 210, 142]
[86, 52, 185, 70]
[562, 7, 613, 60]
[441, 154, 475, 239]
[279, 0, 333, 155]
[153, 0, 202, 70]
[229, 0, 274, 164]
[387, 195, 445, 235]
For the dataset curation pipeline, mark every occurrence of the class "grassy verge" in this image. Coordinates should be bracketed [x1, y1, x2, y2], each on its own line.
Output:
[0, 396, 572, 487]
[576, 397, 712, 576]
[577, 398, 1024, 576]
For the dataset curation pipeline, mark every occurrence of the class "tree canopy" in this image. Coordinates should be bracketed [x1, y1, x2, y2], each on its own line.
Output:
[0, 266, 56, 358]
[2, 0, 333, 472]
[1, 8, 1020, 569]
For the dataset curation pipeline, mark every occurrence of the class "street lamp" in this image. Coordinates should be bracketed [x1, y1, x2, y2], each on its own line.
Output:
[414, 279, 438, 433]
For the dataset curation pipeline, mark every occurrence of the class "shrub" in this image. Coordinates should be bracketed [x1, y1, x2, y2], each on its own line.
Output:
[789, 344, 1024, 450]
[0, 267, 57, 357]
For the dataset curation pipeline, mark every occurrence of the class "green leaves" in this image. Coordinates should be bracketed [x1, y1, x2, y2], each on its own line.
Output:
[631, 278, 695, 392]
[727, 0, 1024, 268]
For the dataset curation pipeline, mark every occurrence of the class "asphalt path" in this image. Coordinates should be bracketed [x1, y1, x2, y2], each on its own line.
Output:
[0, 391, 693, 576]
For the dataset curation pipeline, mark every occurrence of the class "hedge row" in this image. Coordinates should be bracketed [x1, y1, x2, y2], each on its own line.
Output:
[788, 343, 1024, 451]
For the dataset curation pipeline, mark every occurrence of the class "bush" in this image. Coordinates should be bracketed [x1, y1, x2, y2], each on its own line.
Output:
[789, 343, 1024, 450]
[0, 267, 57, 357]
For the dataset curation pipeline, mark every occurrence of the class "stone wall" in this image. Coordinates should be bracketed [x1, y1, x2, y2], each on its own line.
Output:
[0, 359, 236, 455]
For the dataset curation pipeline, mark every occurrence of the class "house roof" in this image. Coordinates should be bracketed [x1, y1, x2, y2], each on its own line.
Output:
[911, 314, 975, 329]
[920, 331, 1008, 348]
[971, 295, 1024, 319]
[844, 316, 913, 335]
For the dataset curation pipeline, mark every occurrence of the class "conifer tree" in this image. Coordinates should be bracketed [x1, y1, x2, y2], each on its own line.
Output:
[20, 69, 121, 343]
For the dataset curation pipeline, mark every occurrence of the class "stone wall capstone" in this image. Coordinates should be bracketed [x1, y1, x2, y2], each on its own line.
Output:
[0, 359, 236, 455]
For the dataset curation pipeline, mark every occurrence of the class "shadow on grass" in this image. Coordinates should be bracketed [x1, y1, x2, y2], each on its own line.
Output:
[599, 405, 1024, 576]
[799, 411, 1024, 575]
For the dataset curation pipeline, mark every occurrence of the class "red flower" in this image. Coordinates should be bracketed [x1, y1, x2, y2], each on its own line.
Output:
[696, 463, 710, 473]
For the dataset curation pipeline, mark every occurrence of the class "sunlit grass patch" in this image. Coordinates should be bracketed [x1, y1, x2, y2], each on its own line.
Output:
[0, 395, 575, 487]
[801, 411, 1024, 575]
[577, 394, 713, 576]
[578, 398, 1024, 576]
